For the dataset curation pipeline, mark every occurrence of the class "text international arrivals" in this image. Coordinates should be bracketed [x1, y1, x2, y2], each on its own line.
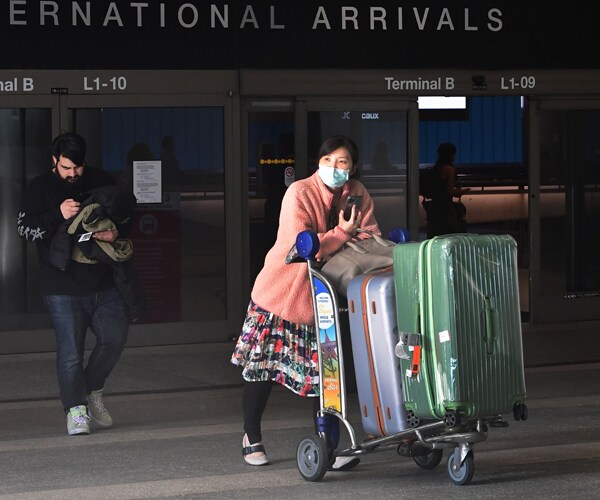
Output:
[7, 2, 503, 32]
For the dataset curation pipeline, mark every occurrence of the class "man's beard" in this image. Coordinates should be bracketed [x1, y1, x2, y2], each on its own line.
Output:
[53, 168, 82, 187]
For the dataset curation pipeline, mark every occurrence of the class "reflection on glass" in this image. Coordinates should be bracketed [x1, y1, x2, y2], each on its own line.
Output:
[247, 111, 295, 282]
[307, 110, 408, 235]
[72, 107, 226, 323]
[1, 108, 52, 331]
[539, 109, 600, 295]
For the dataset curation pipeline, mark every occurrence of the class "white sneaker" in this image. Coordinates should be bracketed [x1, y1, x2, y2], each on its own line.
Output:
[329, 456, 360, 471]
[87, 389, 113, 429]
[67, 405, 91, 435]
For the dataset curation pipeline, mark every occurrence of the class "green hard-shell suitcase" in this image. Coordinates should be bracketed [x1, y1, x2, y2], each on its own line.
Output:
[393, 234, 526, 423]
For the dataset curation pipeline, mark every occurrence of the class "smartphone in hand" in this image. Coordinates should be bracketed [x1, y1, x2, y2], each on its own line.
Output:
[343, 195, 363, 221]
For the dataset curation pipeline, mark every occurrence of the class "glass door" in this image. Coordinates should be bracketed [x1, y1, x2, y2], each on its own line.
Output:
[243, 98, 417, 293]
[0, 95, 56, 336]
[61, 93, 242, 342]
[243, 100, 295, 283]
[302, 100, 418, 237]
[529, 99, 600, 322]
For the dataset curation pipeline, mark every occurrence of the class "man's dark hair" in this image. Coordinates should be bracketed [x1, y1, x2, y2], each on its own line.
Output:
[52, 132, 86, 167]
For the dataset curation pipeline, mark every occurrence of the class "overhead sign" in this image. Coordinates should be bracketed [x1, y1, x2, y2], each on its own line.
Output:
[1, 1, 600, 70]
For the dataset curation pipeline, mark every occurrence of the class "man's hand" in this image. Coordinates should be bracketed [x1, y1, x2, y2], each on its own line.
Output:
[93, 229, 118, 243]
[60, 199, 81, 219]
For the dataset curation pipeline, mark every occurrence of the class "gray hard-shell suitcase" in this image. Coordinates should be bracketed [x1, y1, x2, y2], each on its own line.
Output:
[347, 269, 408, 436]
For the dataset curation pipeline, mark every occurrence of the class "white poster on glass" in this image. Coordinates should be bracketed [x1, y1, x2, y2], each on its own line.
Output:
[133, 160, 162, 204]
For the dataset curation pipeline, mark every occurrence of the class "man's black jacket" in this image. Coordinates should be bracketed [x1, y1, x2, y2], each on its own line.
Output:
[49, 186, 146, 322]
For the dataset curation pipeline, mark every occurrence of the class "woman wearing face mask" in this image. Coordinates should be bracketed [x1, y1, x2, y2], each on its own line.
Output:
[231, 135, 380, 469]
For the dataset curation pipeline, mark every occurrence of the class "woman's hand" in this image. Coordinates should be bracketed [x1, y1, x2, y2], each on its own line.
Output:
[337, 204, 361, 235]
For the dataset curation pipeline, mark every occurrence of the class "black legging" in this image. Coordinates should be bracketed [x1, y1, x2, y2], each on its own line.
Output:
[243, 381, 273, 444]
[243, 381, 339, 448]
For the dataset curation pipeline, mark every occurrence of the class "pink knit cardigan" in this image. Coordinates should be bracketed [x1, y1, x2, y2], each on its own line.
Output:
[251, 171, 381, 325]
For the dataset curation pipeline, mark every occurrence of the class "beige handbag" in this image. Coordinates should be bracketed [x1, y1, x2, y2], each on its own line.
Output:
[320, 229, 395, 296]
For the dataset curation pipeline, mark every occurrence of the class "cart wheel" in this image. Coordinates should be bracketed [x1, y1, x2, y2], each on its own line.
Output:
[413, 449, 443, 470]
[297, 435, 329, 482]
[447, 451, 474, 486]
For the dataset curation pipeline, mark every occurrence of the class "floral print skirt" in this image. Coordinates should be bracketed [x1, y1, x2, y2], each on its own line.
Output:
[231, 301, 319, 397]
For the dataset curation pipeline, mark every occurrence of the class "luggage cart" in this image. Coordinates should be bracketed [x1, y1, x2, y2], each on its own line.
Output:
[289, 230, 528, 486]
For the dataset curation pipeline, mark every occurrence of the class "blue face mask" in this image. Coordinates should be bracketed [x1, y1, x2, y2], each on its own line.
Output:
[318, 164, 349, 188]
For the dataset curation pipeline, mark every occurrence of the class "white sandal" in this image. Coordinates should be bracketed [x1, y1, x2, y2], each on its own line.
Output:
[242, 434, 270, 466]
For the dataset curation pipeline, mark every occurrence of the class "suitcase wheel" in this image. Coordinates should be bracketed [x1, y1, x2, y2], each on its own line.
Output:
[444, 410, 461, 428]
[513, 403, 529, 421]
[296, 435, 329, 482]
[406, 410, 421, 428]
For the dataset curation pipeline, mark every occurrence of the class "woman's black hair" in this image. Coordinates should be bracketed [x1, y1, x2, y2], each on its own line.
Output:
[435, 142, 457, 166]
[52, 132, 86, 167]
[318, 135, 361, 179]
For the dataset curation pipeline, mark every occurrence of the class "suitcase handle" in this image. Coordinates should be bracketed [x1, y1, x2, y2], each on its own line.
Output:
[483, 296, 497, 354]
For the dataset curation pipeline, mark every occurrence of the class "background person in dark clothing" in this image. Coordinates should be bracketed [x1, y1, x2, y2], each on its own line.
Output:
[17, 132, 131, 436]
[421, 142, 470, 238]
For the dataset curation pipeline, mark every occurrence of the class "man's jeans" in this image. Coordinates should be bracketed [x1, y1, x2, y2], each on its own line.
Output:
[44, 287, 129, 413]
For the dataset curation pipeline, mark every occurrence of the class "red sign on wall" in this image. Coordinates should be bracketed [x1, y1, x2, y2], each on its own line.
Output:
[131, 209, 181, 323]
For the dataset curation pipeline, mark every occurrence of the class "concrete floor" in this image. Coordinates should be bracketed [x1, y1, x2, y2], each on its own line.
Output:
[0, 344, 599, 498]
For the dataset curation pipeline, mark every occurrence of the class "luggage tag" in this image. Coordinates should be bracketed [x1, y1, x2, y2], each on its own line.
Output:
[396, 332, 422, 378]
[78, 232, 93, 242]
[410, 346, 422, 377]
